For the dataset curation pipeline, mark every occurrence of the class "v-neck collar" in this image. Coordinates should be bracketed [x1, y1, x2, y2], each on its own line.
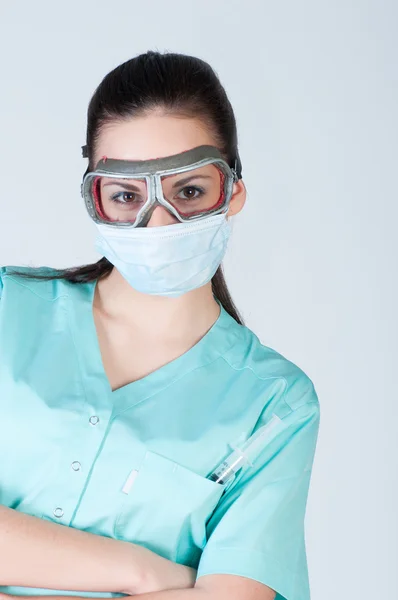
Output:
[67, 279, 241, 415]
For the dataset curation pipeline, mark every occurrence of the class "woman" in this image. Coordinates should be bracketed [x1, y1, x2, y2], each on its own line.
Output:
[0, 51, 320, 600]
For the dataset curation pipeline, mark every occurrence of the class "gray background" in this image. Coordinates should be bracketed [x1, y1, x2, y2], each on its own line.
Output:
[1, 1, 396, 598]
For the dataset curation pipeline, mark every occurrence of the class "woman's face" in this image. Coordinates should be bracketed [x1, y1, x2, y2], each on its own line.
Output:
[93, 111, 246, 227]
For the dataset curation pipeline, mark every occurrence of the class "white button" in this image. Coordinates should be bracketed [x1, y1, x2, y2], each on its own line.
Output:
[53, 507, 64, 518]
[71, 461, 81, 471]
[89, 416, 99, 426]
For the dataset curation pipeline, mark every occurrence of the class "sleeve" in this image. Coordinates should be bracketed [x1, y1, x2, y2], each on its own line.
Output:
[0, 267, 4, 299]
[196, 378, 320, 600]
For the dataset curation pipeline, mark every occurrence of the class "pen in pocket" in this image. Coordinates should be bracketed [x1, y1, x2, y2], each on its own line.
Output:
[206, 413, 282, 485]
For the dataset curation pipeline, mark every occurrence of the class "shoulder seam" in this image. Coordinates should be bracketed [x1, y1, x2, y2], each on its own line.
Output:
[220, 355, 318, 413]
[221, 354, 289, 386]
[220, 355, 292, 414]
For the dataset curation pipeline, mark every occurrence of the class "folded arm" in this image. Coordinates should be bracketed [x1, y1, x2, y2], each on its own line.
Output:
[0, 505, 195, 594]
[0, 507, 275, 598]
[1, 574, 276, 600]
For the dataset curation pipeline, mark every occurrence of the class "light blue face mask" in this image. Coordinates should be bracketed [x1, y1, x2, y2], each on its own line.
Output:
[94, 213, 232, 297]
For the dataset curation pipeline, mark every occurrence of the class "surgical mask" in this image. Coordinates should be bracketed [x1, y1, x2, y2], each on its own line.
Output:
[94, 212, 232, 297]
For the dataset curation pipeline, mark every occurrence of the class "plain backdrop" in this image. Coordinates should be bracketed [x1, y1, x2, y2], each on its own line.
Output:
[1, 1, 397, 598]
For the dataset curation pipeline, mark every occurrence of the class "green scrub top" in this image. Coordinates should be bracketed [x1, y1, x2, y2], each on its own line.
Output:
[0, 266, 320, 600]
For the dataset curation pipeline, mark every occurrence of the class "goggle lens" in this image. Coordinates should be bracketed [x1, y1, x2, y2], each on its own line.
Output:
[91, 164, 225, 225]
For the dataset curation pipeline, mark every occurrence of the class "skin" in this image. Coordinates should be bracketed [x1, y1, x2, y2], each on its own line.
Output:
[2, 110, 275, 599]
[88, 111, 275, 599]
[91, 109, 247, 393]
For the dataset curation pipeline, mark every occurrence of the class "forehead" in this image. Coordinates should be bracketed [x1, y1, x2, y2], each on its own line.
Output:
[95, 114, 217, 163]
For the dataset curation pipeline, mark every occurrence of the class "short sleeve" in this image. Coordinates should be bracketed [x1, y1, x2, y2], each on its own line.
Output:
[196, 380, 320, 600]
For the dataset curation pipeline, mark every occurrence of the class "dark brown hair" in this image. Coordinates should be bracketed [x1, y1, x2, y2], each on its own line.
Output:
[12, 50, 244, 324]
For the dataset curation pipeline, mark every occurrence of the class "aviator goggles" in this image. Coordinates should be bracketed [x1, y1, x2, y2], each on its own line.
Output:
[81, 145, 242, 228]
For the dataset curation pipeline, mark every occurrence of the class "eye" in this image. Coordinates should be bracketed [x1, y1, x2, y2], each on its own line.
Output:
[110, 192, 144, 204]
[176, 186, 205, 201]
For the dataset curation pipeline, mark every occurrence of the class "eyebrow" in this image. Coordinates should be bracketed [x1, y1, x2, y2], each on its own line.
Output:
[169, 174, 213, 188]
[102, 174, 213, 191]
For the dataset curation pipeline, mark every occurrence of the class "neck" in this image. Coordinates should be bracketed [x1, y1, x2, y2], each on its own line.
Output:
[94, 267, 221, 342]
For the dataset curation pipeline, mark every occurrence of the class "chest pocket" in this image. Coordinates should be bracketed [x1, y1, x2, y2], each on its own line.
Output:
[113, 449, 227, 567]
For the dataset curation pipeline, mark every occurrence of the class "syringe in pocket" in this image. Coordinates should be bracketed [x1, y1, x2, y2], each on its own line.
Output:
[206, 413, 283, 485]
